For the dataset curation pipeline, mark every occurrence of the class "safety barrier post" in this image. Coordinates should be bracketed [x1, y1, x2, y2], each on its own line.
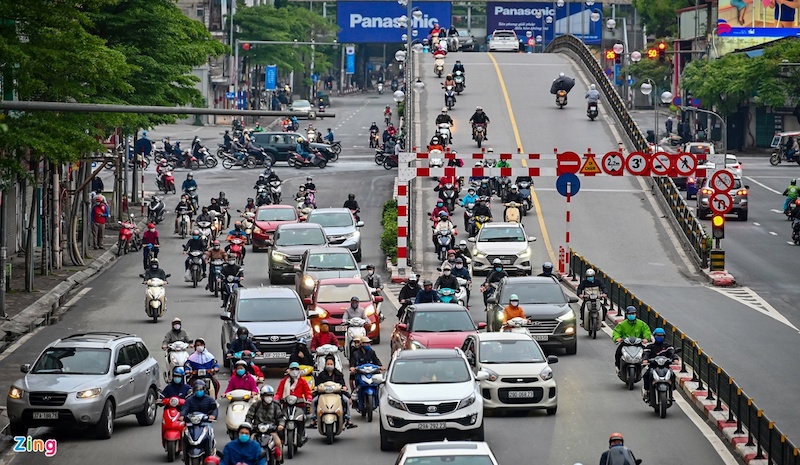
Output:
[715, 369, 724, 411]
[679, 334, 687, 372]
[706, 357, 715, 401]
[615, 283, 623, 316]
[759, 421, 771, 460]
[746, 401, 756, 445]
[727, 378, 735, 420]
[735, 390, 745, 434]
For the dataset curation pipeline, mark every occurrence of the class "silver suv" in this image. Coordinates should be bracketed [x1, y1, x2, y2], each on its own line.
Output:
[305, 208, 365, 261]
[7, 332, 160, 439]
[468, 223, 537, 276]
[695, 177, 749, 221]
[267, 223, 328, 284]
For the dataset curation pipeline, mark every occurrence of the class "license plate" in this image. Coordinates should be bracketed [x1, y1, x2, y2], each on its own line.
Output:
[501, 260, 512, 265]
[197, 369, 207, 376]
[532, 335, 548, 342]
[33, 412, 58, 420]
[264, 352, 287, 358]
[334, 326, 347, 332]
[418, 422, 446, 430]
[508, 391, 535, 399]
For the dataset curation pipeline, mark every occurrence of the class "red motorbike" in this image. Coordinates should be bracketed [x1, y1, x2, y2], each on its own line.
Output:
[161, 396, 185, 462]
[227, 236, 245, 266]
[157, 167, 176, 194]
[117, 214, 140, 256]
[288, 150, 328, 169]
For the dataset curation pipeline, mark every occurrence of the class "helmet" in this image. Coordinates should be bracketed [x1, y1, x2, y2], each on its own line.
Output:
[348, 193, 355, 200]
[260, 385, 275, 396]
[219, 191, 226, 198]
[172, 317, 181, 323]
[442, 107, 448, 112]
[238, 421, 253, 434]
[480, 196, 490, 203]
[237, 327, 249, 337]
[653, 327, 666, 336]
[609, 433, 624, 446]
[625, 306, 637, 315]
[259, 174, 265, 179]
[474, 161, 483, 167]
[172, 367, 185, 376]
[792, 179, 797, 185]
[543, 262, 553, 272]
[235, 360, 248, 369]
[590, 84, 596, 90]
[235, 221, 242, 228]
[306, 176, 313, 181]
[192, 380, 205, 391]
[492, 258, 503, 266]
[298, 337, 308, 346]
[187, 173, 193, 179]
[192, 229, 200, 236]
[468, 187, 475, 192]
[297, 136, 304, 142]
[150, 258, 159, 267]
[509, 294, 519, 301]
[350, 296, 360, 302]
[194, 337, 206, 346]
[409, 274, 418, 282]
[456, 60, 461, 64]
[247, 197, 254, 203]
[147, 223, 155, 229]
[439, 211, 448, 217]
[442, 263, 452, 271]
[212, 240, 220, 246]
[586, 269, 596, 277]
[423, 279, 433, 286]
[455, 257, 464, 264]
[559, 72, 565, 78]
[476, 106, 482, 111]
[511, 184, 518, 191]
[459, 240, 467, 246]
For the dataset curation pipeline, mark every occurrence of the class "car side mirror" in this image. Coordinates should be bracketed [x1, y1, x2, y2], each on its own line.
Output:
[635, 460, 643, 465]
[568, 296, 579, 304]
[115, 364, 132, 375]
[359, 264, 367, 270]
[477, 322, 487, 330]
[547, 355, 559, 364]
[466, 354, 476, 366]
[265, 240, 273, 247]
[374, 296, 384, 303]
[356, 221, 365, 228]
[467, 237, 476, 242]
[528, 236, 537, 242]
[475, 371, 490, 381]
[20, 364, 30, 373]
[165, 274, 171, 278]
[745, 185, 750, 190]
[396, 323, 408, 331]
[486, 297, 497, 305]
[303, 297, 313, 306]
[372, 373, 384, 384]
[220, 312, 232, 321]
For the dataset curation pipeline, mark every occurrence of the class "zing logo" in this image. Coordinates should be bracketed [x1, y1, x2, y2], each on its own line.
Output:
[13, 436, 57, 457]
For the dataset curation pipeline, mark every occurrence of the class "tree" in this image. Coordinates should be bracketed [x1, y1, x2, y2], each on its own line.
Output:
[750, 39, 800, 108]
[681, 53, 758, 115]
[632, 0, 694, 37]
[628, 56, 672, 93]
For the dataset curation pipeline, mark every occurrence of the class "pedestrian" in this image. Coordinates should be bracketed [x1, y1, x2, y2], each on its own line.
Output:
[91, 195, 110, 249]
[665, 116, 673, 135]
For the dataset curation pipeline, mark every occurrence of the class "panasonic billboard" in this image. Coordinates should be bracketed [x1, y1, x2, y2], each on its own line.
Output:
[337, 1, 453, 43]
[487, 1, 602, 45]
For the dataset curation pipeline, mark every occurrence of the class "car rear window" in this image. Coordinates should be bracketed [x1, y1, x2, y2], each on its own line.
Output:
[316, 283, 371, 303]
[237, 297, 305, 322]
[477, 227, 525, 242]
[32, 347, 111, 375]
[275, 227, 326, 246]
[494, 31, 516, 38]
[307, 253, 356, 270]
[501, 281, 566, 304]
[257, 209, 296, 222]
[308, 212, 353, 228]
[411, 310, 475, 332]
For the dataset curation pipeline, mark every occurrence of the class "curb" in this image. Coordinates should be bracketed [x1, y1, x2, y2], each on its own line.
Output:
[703, 269, 736, 287]
[386, 256, 411, 284]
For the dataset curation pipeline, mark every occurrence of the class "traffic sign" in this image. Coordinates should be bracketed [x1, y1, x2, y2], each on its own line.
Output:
[556, 173, 581, 197]
[556, 151, 581, 175]
[225, 91, 236, 99]
[580, 154, 602, 176]
[710, 169, 735, 193]
[601, 151, 624, 176]
[674, 153, 697, 176]
[650, 153, 671, 175]
[709, 192, 733, 215]
[626, 152, 650, 176]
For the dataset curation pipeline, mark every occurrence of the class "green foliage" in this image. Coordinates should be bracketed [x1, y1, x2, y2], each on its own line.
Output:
[627, 53, 672, 93]
[632, 0, 694, 37]
[380, 199, 398, 263]
[682, 52, 759, 115]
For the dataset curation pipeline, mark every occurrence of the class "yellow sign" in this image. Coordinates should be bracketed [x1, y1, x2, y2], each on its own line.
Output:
[580, 155, 601, 175]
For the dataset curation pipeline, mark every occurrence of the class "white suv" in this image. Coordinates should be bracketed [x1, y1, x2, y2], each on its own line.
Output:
[396, 441, 500, 464]
[377, 348, 489, 451]
[468, 222, 537, 276]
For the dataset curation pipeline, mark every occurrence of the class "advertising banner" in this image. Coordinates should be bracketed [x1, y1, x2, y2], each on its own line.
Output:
[265, 65, 277, 91]
[346, 45, 356, 74]
[337, 1, 453, 43]
[487, 2, 602, 45]
[717, 0, 800, 37]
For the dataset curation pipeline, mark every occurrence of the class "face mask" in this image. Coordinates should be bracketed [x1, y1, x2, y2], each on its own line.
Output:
[368, 270, 374, 276]
[495, 267, 502, 272]
[196, 346, 205, 353]
[325, 365, 334, 372]
[196, 390, 205, 398]
[149, 228, 155, 232]
[173, 324, 181, 331]
[437, 203, 443, 207]
[193, 235, 200, 240]
[455, 264, 463, 269]
[213, 245, 220, 250]
[239, 335, 247, 341]
[289, 369, 300, 378]
[228, 261, 236, 266]
[239, 434, 250, 443]
[173, 377, 183, 384]
[236, 369, 246, 376]
[262, 396, 273, 404]
[443, 270, 451, 276]
[510, 301, 519, 307]
[626, 314, 636, 322]
[587, 277, 594, 283]
[654, 336, 665, 344]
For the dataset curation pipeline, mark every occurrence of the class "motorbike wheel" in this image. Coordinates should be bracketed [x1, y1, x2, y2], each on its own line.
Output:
[116, 239, 124, 257]
[318, 160, 327, 169]
[213, 281, 219, 297]
[589, 315, 597, 339]
[367, 396, 374, 423]
[287, 429, 296, 459]
[245, 156, 257, 169]
[383, 159, 394, 170]
[375, 154, 384, 165]
[205, 156, 218, 168]
[332, 143, 342, 156]
[627, 366, 636, 391]
[189, 159, 200, 170]
[166, 441, 177, 462]
[658, 390, 668, 418]
[330, 151, 339, 162]
[192, 273, 198, 289]
[477, 137, 482, 148]
[324, 423, 334, 445]
[770, 154, 781, 166]
[222, 158, 234, 169]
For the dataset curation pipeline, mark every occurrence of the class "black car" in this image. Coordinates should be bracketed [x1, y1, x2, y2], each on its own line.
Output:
[251, 132, 335, 163]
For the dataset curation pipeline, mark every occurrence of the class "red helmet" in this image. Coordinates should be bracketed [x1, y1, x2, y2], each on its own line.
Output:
[609, 433, 624, 446]
[447, 249, 456, 255]
[147, 223, 155, 229]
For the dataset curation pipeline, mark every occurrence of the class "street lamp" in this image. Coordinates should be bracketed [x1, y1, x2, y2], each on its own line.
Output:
[641, 79, 673, 147]
[556, 0, 568, 36]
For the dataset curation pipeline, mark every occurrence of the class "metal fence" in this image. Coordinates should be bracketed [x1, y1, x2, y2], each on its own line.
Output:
[569, 251, 799, 465]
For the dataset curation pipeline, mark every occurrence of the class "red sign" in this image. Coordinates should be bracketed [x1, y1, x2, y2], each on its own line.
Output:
[601, 151, 624, 176]
[625, 152, 650, 176]
[709, 192, 733, 215]
[556, 151, 581, 175]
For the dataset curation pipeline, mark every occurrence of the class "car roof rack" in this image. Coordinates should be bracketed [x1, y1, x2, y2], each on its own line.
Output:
[62, 331, 134, 340]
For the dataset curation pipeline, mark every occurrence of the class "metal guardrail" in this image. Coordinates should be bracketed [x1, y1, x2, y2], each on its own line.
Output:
[545, 35, 711, 265]
[568, 250, 799, 465]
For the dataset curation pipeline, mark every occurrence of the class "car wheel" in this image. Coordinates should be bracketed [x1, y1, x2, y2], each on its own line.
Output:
[546, 405, 558, 416]
[379, 422, 393, 451]
[738, 210, 748, 221]
[565, 342, 577, 355]
[471, 423, 485, 441]
[373, 334, 381, 344]
[136, 387, 158, 426]
[95, 399, 115, 439]
[9, 422, 27, 437]
[269, 271, 278, 285]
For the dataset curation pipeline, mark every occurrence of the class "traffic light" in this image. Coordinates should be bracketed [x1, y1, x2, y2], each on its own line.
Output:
[657, 42, 667, 62]
[242, 43, 251, 51]
[606, 49, 616, 62]
[614, 51, 621, 65]
[647, 48, 659, 59]
[711, 215, 725, 240]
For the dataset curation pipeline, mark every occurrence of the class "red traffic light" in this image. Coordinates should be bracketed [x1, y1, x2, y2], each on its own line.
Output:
[657, 42, 667, 50]
[242, 43, 251, 51]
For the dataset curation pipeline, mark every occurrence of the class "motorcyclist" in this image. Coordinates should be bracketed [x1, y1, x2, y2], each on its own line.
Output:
[182, 173, 197, 192]
[185, 338, 221, 396]
[223, 130, 233, 151]
[254, 173, 269, 189]
[783, 179, 799, 213]
[142, 256, 168, 282]
[224, 360, 259, 396]
[432, 211, 457, 249]
[434, 263, 459, 291]
[451, 257, 472, 304]
[538, 261, 557, 280]
[243, 197, 257, 213]
[369, 121, 380, 138]
[162, 316, 191, 350]
[244, 386, 285, 464]
[220, 422, 264, 465]
[585, 83, 601, 111]
[191, 137, 205, 160]
[311, 319, 340, 350]
[364, 263, 383, 292]
[231, 137, 247, 162]
[430, 200, 450, 223]
[552, 72, 574, 93]
[461, 187, 478, 208]
[141, 223, 160, 269]
[276, 363, 313, 423]
[428, 134, 445, 152]
[310, 355, 356, 429]
[348, 336, 383, 391]
[304, 176, 316, 192]
[455, 240, 472, 263]
[414, 279, 441, 304]
[441, 249, 457, 269]
[452, 60, 466, 85]
[162, 367, 192, 399]
[205, 240, 228, 290]
[473, 196, 493, 222]
[383, 124, 398, 143]
[469, 106, 490, 140]
[481, 259, 508, 305]
[325, 128, 335, 144]
[436, 108, 454, 144]
[183, 229, 207, 276]
[642, 327, 677, 402]
[218, 190, 230, 210]
[503, 184, 525, 204]
[289, 337, 314, 365]
[577, 269, 607, 321]
[173, 195, 195, 234]
[612, 306, 653, 369]
[429, 22, 443, 39]
[502, 294, 527, 328]
[227, 327, 261, 360]
[179, 379, 218, 421]
[264, 167, 281, 184]
[220, 256, 244, 307]
[599, 433, 639, 465]
[196, 206, 213, 227]
[343, 296, 367, 322]
[397, 274, 420, 318]
[295, 136, 313, 161]
[226, 222, 248, 259]
[343, 193, 360, 217]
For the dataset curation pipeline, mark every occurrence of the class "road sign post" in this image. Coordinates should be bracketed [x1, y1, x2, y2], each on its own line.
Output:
[556, 174, 580, 275]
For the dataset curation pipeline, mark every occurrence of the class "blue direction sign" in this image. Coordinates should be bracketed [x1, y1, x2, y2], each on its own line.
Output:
[311, 73, 319, 83]
[225, 91, 236, 99]
[556, 173, 581, 197]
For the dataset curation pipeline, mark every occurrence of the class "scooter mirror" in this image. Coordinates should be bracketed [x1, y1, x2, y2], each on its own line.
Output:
[165, 274, 171, 278]
[139, 274, 145, 278]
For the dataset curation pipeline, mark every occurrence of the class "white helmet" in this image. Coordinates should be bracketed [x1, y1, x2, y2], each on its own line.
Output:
[590, 84, 596, 90]
[559, 72, 565, 78]
[442, 107, 448, 112]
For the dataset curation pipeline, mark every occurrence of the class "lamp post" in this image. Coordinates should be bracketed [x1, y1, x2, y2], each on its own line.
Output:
[397, 2, 423, 149]
[544, 15, 553, 48]
[556, 0, 569, 36]
[628, 49, 641, 110]
[583, 0, 594, 41]
[640, 79, 673, 147]
[603, 18, 615, 66]
[682, 106, 727, 161]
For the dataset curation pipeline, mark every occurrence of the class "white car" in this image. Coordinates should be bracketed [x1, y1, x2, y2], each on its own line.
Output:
[289, 99, 315, 119]
[468, 222, 537, 276]
[396, 441, 500, 465]
[377, 348, 488, 451]
[703, 153, 742, 178]
[488, 30, 520, 52]
[461, 332, 558, 413]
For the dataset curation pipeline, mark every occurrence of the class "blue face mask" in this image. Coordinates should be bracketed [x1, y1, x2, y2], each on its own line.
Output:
[626, 314, 636, 322]
[173, 377, 183, 384]
[239, 335, 247, 341]
[193, 235, 200, 240]
[587, 277, 594, 283]
[239, 434, 250, 443]
[495, 267, 502, 272]
[654, 336, 665, 344]
[195, 390, 205, 398]
[236, 369, 246, 376]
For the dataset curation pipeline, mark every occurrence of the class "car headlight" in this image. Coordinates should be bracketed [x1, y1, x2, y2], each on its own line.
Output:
[456, 393, 476, 410]
[518, 248, 532, 258]
[77, 388, 102, 399]
[315, 308, 328, 319]
[365, 306, 376, 316]
[8, 387, 23, 399]
[540, 367, 554, 381]
[345, 231, 358, 239]
[483, 368, 499, 382]
[410, 340, 426, 350]
[556, 309, 576, 322]
[271, 251, 287, 262]
[474, 250, 486, 258]
[497, 311, 504, 321]
[303, 276, 315, 288]
[300, 330, 313, 341]
[387, 396, 407, 411]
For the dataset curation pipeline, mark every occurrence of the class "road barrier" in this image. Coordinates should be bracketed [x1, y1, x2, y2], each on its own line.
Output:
[569, 250, 798, 464]
[545, 35, 711, 267]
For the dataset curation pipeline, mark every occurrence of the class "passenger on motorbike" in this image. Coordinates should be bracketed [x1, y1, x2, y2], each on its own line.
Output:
[432, 212, 457, 248]
[162, 316, 191, 350]
[173, 196, 195, 234]
[469, 106, 490, 140]
[220, 422, 264, 465]
[461, 187, 478, 207]
[577, 268, 607, 321]
[600, 433, 639, 465]
[585, 83, 601, 110]
[481, 260, 508, 305]
[383, 124, 398, 143]
[642, 328, 677, 401]
[612, 306, 652, 369]
[182, 173, 197, 192]
[503, 185, 525, 204]
[141, 223, 160, 269]
[430, 200, 450, 222]
[227, 327, 261, 360]
[295, 137, 313, 161]
[783, 179, 799, 212]
[289, 338, 314, 365]
[244, 386, 285, 463]
[456, 240, 472, 263]
[254, 174, 269, 189]
[227, 222, 248, 252]
[183, 230, 207, 276]
[162, 367, 193, 399]
[349, 336, 383, 391]
[502, 294, 527, 328]
[191, 137, 205, 161]
[434, 264, 460, 291]
[397, 275, 420, 318]
[264, 168, 280, 184]
[185, 339, 221, 396]
[223, 130, 233, 151]
[311, 355, 356, 429]
[414, 280, 442, 304]
[451, 258, 472, 303]
[179, 379, 219, 421]
[225, 360, 259, 396]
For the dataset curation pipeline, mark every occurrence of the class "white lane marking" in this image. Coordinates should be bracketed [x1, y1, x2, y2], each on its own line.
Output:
[769, 231, 778, 235]
[708, 286, 799, 331]
[789, 241, 796, 245]
[771, 209, 783, 213]
[745, 176, 782, 195]
[63, 287, 92, 309]
[752, 222, 761, 226]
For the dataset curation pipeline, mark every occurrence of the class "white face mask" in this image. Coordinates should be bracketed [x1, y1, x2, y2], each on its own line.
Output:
[455, 264, 463, 269]
[443, 270, 451, 276]
[173, 324, 181, 331]
[368, 270, 374, 276]
[196, 346, 205, 353]
[289, 369, 300, 378]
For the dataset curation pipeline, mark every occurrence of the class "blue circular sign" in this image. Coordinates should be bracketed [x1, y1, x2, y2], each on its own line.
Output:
[556, 173, 581, 197]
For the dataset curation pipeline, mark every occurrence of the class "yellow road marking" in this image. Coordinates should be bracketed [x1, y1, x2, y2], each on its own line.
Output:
[487, 53, 558, 264]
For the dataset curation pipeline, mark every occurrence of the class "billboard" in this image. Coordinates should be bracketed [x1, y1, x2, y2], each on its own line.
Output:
[487, 2, 603, 45]
[337, 1, 453, 44]
[717, 0, 800, 37]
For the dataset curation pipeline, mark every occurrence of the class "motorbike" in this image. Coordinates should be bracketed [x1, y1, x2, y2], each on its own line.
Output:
[148, 196, 166, 224]
[391, 79, 399, 92]
[429, 148, 444, 168]
[435, 228, 454, 262]
[474, 215, 491, 235]
[587, 101, 599, 121]
[164, 341, 190, 383]
[228, 238, 245, 266]
[208, 211, 222, 241]
[324, 140, 342, 159]
[184, 186, 199, 211]
[434, 57, 445, 77]
[354, 363, 381, 422]
[517, 181, 533, 214]
[374, 147, 387, 166]
[268, 180, 282, 204]
[503, 202, 522, 223]
[216, 144, 230, 158]
[117, 214, 140, 256]
[437, 122, 452, 144]
[377, 82, 384, 94]
[438, 288, 457, 304]
[343, 317, 368, 360]
[182, 413, 216, 465]
[504, 317, 531, 334]
[288, 150, 328, 169]
[444, 86, 456, 110]
[494, 177, 511, 200]
[221, 152, 256, 169]
[455, 276, 469, 307]
[143, 243, 157, 269]
[314, 344, 344, 375]
[282, 395, 308, 458]
[177, 209, 192, 239]
[196, 220, 212, 247]
[382, 153, 398, 170]
[643, 347, 681, 418]
[161, 396, 185, 462]
[369, 131, 380, 149]
[186, 250, 204, 288]
[439, 184, 457, 212]
[224, 389, 256, 440]
[139, 274, 170, 322]
[581, 286, 605, 339]
[453, 71, 465, 94]
[208, 259, 224, 296]
[473, 123, 486, 148]
[253, 423, 279, 465]
[556, 89, 568, 108]
[221, 274, 243, 309]
[256, 185, 271, 207]
[315, 382, 346, 445]
[196, 147, 218, 168]
[187, 369, 219, 400]
[617, 337, 645, 390]
[793, 219, 800, 245]
[462, 202, 475, 233]
[158, 168, 177, 194]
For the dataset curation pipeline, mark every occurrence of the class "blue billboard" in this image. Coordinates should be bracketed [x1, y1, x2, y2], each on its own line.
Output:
[337, 1, 453, 43]
[487, 2, 602, 45]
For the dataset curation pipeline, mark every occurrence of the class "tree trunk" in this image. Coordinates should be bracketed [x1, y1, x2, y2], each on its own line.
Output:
[25, 155, 38, 292]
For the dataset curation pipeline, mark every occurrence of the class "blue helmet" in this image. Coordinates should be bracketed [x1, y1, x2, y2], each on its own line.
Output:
[653, 328, 666, 336]
[172, 367, 185, 376]
[625, 306, 637, 315]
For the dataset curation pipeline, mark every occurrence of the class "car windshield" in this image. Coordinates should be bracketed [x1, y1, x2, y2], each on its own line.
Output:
[477, 227, 525, 242]
[479, 339, 545, 364]
[307, 253, 357, 271]
[275, 228, 326, 246]
[502, 282, 566, 304]
[411, 310, 475, 332]
[293, 100, 311, 108]
[257, 209, 296, 222]
[494, 32, 515, 38]
[316, 283, 371, 303]
[390, 358, 471, 384]
[457, 31, 471, 37]
[403, 457, 493, 465]
[237, 297, 305, 322]
[31, 347, 112, 375]
[308, 212, 353, 228]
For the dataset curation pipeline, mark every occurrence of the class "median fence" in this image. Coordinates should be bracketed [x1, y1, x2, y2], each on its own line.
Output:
[569, 250, 799, 464]
[545, 35, 711, 267]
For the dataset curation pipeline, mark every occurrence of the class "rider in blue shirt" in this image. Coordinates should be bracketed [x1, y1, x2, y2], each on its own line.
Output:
[162, 367, 193, 399]
[414, 280, 442, 304]
[182, 174, 198, 192]
[460, 187, 478, 207]
[324, 128, 335, 143]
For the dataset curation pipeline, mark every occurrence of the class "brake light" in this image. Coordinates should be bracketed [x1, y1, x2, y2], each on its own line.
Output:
[736, 189, 748, 196]
[688, 177, 695, 184]
[701, 188, 714, 195]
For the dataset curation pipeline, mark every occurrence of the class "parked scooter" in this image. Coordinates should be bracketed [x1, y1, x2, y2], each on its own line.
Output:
[354, 363, 381, 423]
[343, 317, 368, 360]
[182, 413, 216, 465]
[139, 273, 170, 322]
[117, 214, 141, 256]
[225, 389, 256, 440]
[160, 396, 185, 462]
[617, 337, 645, 390]
[315, 382, 346, 444]
[164, 341, 190, 384]
[643, 347, 681, 418]
[281, 395, 308, 458]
